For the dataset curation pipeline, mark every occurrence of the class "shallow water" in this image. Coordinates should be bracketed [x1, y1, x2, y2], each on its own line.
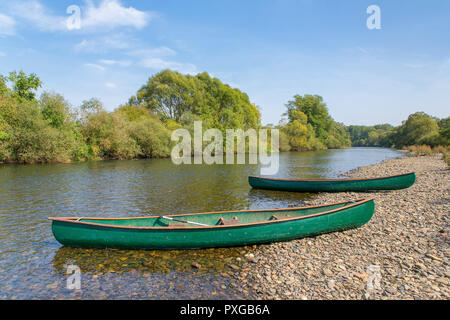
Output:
[0, 147, 403, 299]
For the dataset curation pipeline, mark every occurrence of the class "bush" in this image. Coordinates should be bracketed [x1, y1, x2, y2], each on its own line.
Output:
[405, 145, 432, 156]
[127, 117, 171, 158]
[82, 111, 140, 160]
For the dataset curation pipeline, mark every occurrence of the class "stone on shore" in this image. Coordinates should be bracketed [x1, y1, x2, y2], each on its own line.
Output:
[235, 155, 449, 300]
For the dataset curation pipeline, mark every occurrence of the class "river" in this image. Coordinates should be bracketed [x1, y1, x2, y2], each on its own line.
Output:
[0, 147, 404, 299]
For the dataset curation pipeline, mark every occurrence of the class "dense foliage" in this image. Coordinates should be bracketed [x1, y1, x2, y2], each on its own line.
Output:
[0, 71, 172, 163]
[347, 124, 394, 147]
[347, 112, 449, 148]
[7, 69, 442, 164]
[278, 94, 351, 151]
[130, 70, 261, 131]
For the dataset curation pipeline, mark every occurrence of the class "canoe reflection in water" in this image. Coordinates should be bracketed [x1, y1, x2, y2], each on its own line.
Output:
[53, 246, 248, 275]
[52, 246, 250, 299]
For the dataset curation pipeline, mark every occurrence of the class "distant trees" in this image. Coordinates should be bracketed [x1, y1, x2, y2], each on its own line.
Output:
[2, 69, 384, 164]
[0, 70, 172, 163]
[347, 112, 449, 148]
[347, 124, 394, 147]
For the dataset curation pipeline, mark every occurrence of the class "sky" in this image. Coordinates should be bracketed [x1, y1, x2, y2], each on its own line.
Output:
[0, 0, 449, 126]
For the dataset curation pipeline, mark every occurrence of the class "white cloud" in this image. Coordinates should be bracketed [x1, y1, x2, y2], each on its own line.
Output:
[8, 0, 153, 32]
[105, 82, 116, 88]
[82, 0, 153, 30]
[128, 47, 176, 58]
[0, 51, 6, 57]
[126, 46, 197, 74]
[84, 63, 106, 71]
[141, 58, 197, 74]
[0, 13, 16, 36]
[9, 1, 66, 32]
[75, 33, 133, 52]
[99, 59, 132, 67]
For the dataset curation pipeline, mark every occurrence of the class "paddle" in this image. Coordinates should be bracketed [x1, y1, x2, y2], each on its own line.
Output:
[158, 215, 209, 227]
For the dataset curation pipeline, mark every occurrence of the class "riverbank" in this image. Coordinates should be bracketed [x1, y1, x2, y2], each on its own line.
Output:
[235, 154, 449, 299]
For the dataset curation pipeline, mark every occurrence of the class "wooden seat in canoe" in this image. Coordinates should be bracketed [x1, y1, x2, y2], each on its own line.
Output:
[271, 215, 292, 221]
[218, 217, 240, 225]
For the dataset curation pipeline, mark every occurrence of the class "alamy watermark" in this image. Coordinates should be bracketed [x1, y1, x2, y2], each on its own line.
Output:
[366, 264, 381, 290]
[366, 5, 381, 30]
[171, 121, 280, 175]
[66, 5, 81, 30]
[66, 4, 382, 31]
[65, 261, 81, 290]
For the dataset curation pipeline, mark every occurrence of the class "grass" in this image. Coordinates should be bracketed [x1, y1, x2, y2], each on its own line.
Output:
[405, 145, 450, 166]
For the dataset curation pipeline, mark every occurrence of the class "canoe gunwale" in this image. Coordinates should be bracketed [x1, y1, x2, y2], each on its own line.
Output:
[248, 172, 415, 182]
[48, 198, 374, 231]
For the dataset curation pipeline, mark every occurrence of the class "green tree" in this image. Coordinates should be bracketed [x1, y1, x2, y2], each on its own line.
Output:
[80, 98, 104, 116]
[347, 124, 394, 147]
[327, 122, 351, 149]
[282, 110, 324, 151]
[286, 95, 333, 143]
[284, 94, 350, 149]
[39, 92, 72, 128]
[7, 70, 42, 101]
[437, 117, 449, 146]
[116, 105, 172, 158]
[135, 70, 195, 122]
[132, 70, 261, 130]
[393, 112, 439, 147]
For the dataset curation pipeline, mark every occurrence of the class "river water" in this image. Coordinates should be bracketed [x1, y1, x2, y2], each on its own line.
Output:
[0, 147, 403, 299]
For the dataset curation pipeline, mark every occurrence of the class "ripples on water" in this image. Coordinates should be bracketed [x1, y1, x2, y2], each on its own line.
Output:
[0, 148, 403, 299]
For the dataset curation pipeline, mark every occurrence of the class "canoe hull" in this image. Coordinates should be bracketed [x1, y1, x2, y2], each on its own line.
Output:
[50, 200, 374, 250]
[249, 172, 415, 192]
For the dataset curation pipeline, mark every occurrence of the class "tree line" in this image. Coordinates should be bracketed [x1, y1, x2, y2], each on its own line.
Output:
[2, 69, 446, 164]
[347, 112, 449, 148]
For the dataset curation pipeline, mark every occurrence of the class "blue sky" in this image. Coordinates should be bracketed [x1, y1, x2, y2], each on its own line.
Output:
[0, 0, 449, 126]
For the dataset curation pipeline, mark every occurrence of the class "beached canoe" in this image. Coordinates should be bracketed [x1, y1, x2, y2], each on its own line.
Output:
[49, 198, 374, 250]
[248, 172, 415, 192]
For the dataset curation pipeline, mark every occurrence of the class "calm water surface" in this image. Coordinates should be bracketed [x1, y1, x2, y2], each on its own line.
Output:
[0, 148, 403, 299]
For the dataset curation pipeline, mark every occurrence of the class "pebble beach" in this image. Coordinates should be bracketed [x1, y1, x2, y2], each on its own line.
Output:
[235, 154, 449, 300]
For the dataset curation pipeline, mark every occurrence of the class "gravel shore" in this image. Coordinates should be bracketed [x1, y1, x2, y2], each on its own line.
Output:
[235, 154, 449, 300]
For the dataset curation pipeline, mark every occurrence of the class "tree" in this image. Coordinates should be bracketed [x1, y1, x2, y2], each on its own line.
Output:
[347, 124, 394, 147]
[135, 70, 195, 122]
[80, 98, 104, 116]
[286, 94, 333, 144]
[393, 112, 439, 147]
[39, 92, 72, 128]
[284, 94, 350, 149]
[0, 75, 9, 97]
[7, 70, 42, 101]
[282, 110, 324, 151]
[132, 70, 261, 130]
[437, 117, 449, 146]
[116, 105, 172, 157]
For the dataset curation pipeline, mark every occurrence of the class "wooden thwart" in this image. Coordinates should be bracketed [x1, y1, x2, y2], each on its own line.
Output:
[219, 217, 241, 226]
[271, 215, 292, 221]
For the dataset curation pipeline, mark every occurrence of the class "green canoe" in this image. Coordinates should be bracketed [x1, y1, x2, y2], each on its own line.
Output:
[49, 198, 374, 250]
[249, 172, 415, 192]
